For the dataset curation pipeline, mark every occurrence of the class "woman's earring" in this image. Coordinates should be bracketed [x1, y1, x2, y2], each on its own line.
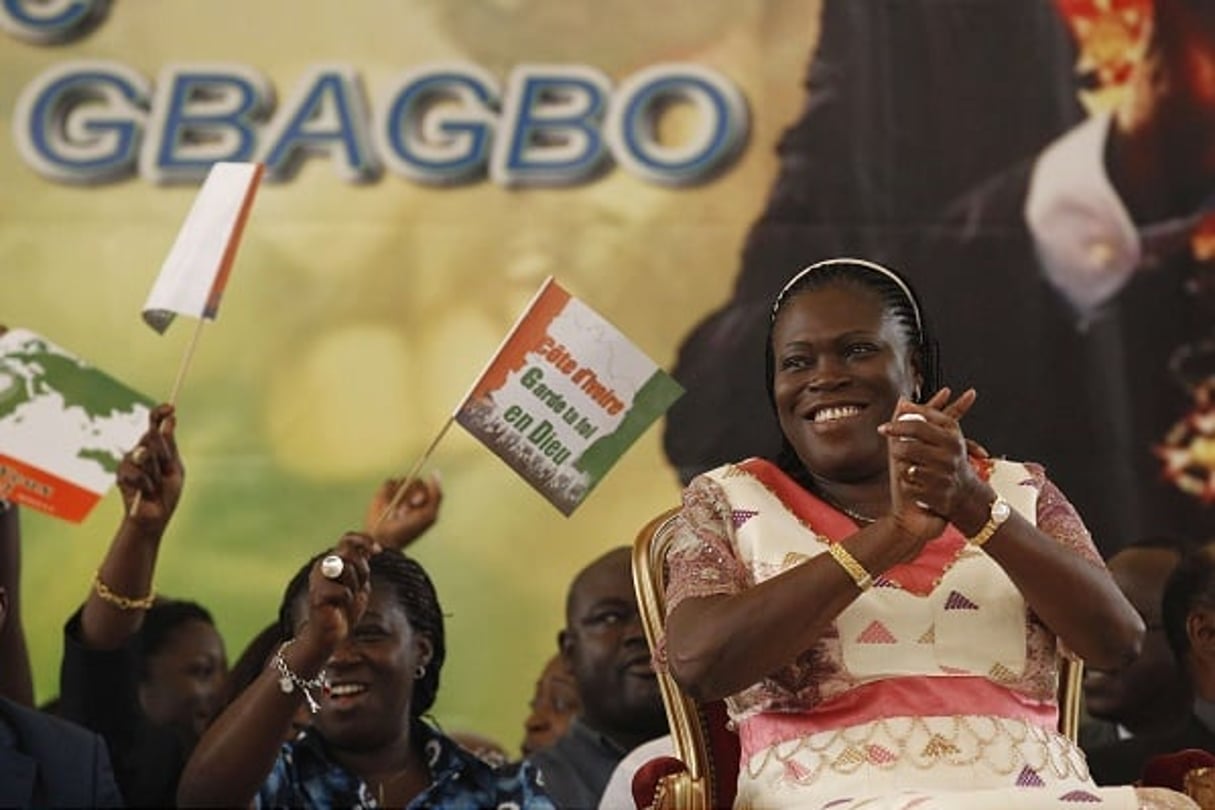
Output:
[415, 664, 427, 680]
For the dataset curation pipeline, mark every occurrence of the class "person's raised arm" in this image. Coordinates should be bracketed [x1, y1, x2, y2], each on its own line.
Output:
[177, 533, 379, 808]
[666, 547, 900, 702]
[80, 403, 183, 650]
[0, 502, 33, 706]
[882, 390, 1144, 670]
[363, 474, 442, 552]
[0, 323, 32, 706]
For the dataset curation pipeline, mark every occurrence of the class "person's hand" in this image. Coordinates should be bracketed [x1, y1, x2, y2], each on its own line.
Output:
[1108, 0, 1215, 221]
[881, 388, 984, 545]
[363, 474, 442, 551]
[295, 533, 381, 659]
[117, 404, 183, 533]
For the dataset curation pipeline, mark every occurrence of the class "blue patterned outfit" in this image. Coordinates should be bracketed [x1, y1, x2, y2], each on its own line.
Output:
[255, 719, 554, 809]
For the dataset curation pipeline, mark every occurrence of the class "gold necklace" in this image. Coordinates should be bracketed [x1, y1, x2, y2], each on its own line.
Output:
[816, 489, 877, 524]
[375, 763, 414, 807]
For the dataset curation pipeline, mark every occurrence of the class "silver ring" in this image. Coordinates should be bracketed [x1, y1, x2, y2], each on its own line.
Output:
[907, 464, 918, 482]
[320, 554, 344, 580]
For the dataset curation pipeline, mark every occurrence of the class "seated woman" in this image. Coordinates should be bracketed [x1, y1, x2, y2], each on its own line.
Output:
[177, 533, 554, 808]
[663, 258, 1195, 808]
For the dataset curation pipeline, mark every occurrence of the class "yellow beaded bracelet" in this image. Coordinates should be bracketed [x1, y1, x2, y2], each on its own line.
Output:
[92, 571, 155, 611]
[826, 542, 873, 592]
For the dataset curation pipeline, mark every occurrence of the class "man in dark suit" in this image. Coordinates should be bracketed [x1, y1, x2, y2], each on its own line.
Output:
[1088, 541, 1215, 785]
[0, 584, 123, 807]
[526, 547, 668, 809]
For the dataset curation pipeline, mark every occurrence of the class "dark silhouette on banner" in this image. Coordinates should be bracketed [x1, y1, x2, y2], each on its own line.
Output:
[666, 0, 1215, 556]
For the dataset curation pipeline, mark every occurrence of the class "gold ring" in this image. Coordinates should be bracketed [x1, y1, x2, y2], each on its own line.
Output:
[907, 464, 918, 482]
[131, 446, 149, 464]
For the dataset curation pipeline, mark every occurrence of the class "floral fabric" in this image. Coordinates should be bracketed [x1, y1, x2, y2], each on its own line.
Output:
[663, 458, 1102, 724]
[255, 720, 554, 809]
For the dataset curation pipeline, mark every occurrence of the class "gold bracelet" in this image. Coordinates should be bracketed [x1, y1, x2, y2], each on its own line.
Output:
[92, 571, 155, 611]
[826, 542, 873, 591]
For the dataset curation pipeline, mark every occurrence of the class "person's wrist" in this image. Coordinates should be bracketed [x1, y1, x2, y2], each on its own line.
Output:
[273, 639, 329, 714]
[284, 640, 328, 676]
[877, 515, 928, 568]
[952, 481, 995, 538]
[118, 515, 168, 544]
[291, 625, 338, 670]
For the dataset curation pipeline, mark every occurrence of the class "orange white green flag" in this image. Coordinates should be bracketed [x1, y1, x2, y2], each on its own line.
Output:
[455, 277, 683, 515]
[142, 161, 264, 333]
[0, 328, 153, 522]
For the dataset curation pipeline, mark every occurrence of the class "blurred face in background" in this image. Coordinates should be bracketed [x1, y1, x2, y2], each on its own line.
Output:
[521, 653, 581, 755]
[139, 618, 228, 742]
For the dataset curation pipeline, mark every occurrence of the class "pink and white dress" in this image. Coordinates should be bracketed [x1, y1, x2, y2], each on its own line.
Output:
[664, 457, 1192, 810]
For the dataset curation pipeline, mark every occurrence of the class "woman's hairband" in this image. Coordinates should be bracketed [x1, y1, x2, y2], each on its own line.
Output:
[771, 257, 924, 338]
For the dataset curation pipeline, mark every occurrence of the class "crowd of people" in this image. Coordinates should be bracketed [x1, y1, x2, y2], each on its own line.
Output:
[2, 258, 1214, 810]
[0, 396, 667, 807]
[8, 0, 1215, 804]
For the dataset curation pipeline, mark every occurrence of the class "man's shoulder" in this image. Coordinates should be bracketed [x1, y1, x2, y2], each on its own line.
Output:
[526, 720, 627, 808]
[527, 722, 587, 772]
[0, 696, 122, 806]
[1086, 716, 1210, 786]
[0, 695, 104, 752]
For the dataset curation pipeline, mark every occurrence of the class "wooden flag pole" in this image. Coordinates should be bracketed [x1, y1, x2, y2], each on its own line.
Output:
[372, 416, 455, 532]
[167, 318, 207, 407]
[130, 319, 207, 517]
[369, 275, 558, 531]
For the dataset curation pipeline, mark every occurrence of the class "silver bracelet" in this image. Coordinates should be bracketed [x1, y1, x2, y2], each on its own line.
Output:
[271, 640, 328, 714]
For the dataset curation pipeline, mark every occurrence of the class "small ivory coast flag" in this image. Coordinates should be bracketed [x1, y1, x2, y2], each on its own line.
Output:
[142, 162, 264, 334]
[455, 277, 684, 515]
[0, 328, 152, 522]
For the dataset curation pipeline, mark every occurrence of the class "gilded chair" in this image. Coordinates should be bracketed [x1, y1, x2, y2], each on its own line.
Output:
[630, 506, 1087, 810]
[631, 507, 735, 810]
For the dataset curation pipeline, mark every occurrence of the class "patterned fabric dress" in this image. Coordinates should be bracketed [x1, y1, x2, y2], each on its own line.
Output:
[255, 719, 554, 809]
[665, 457, 1194, 810]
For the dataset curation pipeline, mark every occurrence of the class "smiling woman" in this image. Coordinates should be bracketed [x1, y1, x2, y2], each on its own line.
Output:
[660, 258, 1194, 808]
[176, 536, 555, 809]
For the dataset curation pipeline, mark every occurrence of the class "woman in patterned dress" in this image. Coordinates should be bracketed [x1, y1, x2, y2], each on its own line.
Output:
[662, 258, 1196, 809]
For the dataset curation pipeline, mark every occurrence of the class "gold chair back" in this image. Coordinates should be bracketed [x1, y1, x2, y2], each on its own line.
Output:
[632, 507, 715, 810]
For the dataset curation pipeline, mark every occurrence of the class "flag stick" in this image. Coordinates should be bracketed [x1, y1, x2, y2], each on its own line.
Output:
[372, 416, 455, 532]
[167, 318, 207, 407]
[372, 278, 555, 531]
[130, 318, 206, 517]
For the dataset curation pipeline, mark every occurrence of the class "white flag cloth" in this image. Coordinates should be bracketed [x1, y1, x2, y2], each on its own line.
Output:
[142, 161, 264, 333]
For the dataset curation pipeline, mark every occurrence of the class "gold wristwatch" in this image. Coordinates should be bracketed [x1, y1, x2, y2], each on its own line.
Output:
[969, 496, 1011, 547]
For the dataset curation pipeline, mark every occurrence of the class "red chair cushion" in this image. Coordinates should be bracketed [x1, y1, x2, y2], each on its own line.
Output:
[1141, 748, 1215, 791]
[702, 700, 739, 805]
[632, 756, 688, 809]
